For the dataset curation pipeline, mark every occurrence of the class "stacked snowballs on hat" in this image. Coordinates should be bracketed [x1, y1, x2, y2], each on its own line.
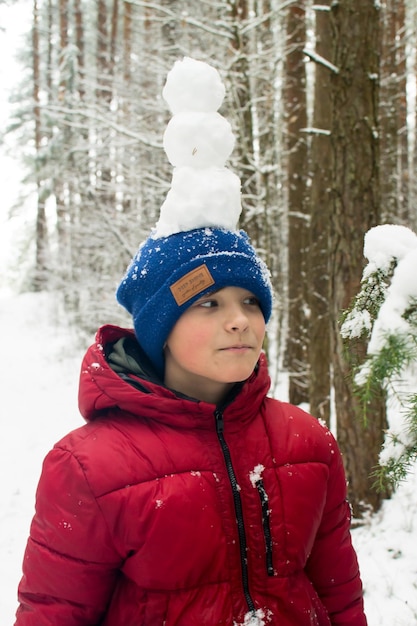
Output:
[116, 57, 273, 378]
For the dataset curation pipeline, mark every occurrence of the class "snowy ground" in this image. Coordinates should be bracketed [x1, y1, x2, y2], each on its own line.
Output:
[1, 289, 417, 625]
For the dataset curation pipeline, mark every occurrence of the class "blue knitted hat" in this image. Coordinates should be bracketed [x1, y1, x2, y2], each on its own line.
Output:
[116, 227, 273, 377]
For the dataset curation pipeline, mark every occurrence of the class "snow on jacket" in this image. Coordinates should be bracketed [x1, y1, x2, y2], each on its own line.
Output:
[15, 325, 367, 626]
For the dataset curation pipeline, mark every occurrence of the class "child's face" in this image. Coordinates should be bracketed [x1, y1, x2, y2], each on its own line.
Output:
[164, 286, 266, 404]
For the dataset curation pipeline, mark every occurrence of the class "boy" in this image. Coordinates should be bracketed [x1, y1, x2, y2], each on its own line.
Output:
[15, 58, 367, 626]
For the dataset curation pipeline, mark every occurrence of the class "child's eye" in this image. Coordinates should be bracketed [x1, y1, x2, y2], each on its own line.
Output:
[244, 296, 260, 307]
[199, 299, 218, 308]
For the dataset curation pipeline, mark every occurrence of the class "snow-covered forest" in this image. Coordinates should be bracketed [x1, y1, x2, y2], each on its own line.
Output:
[4, 0, 416, 513]
[1, 1, 417, 623]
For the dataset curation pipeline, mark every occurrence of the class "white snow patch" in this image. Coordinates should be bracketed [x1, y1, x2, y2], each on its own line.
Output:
[249, 464, 265, 487]
[234, 608, 270, 626]
[363, 224, 417, 276]
[366, 248, 417, 356]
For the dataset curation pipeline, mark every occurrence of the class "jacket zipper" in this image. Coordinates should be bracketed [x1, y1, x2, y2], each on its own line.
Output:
[215, 408, 256, 615]
[254, 479, 275, 576]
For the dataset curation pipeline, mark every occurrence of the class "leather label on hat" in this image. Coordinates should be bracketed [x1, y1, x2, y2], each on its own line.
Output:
[170, 264, 215, 306]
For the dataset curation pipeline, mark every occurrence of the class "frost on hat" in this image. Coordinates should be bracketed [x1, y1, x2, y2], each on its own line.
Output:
[116, 57, 273, 377]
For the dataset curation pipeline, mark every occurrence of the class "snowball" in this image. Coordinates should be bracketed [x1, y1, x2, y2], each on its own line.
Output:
[154, 166, 242, 238]
[163, 112, 235, 168]
[162, 57, 226, 114]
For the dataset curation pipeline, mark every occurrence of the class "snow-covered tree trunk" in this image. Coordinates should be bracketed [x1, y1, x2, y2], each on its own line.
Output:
[413, 0, 417, 224]
[220, 0, 286, 368]
[395, 0, 409, 220]
[33, 0, 49, 291]
[227, 0, 258, 231]
[283, 1, 310, 407]
[380, 0, 409, 223]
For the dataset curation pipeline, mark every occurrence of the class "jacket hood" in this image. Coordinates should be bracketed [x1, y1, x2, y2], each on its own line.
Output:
[78, 325, 271, 429]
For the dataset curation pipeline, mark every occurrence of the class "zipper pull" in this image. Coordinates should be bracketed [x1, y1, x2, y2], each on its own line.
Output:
[215, 408, 224, 433]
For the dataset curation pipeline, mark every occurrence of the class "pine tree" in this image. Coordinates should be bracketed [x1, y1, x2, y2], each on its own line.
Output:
[341, 224, 417, 490]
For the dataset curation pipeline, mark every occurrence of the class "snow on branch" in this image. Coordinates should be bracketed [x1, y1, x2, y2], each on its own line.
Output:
[129, 1, 234, 41]
[341, 224, 417, 489]
[45, 104, 162, 149]
[312, 4, 331, 11]
[303, 48, 340, 74]
[299, 127, 331, 136]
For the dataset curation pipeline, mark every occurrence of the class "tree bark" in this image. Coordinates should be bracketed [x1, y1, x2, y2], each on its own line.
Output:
[308, 3, 332, 424]
[380, 0, 408, 223]
[283, 1, 309, 406]
[330, 0, 387, 515]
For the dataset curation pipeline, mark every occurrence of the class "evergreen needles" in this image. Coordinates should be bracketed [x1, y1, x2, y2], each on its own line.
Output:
[341, 225, 417, 491]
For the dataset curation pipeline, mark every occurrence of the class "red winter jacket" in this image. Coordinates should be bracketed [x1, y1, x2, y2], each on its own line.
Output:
[16, 325, 367, 626]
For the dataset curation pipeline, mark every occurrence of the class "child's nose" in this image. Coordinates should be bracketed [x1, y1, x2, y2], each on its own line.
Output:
[226, 306, 249, 331]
